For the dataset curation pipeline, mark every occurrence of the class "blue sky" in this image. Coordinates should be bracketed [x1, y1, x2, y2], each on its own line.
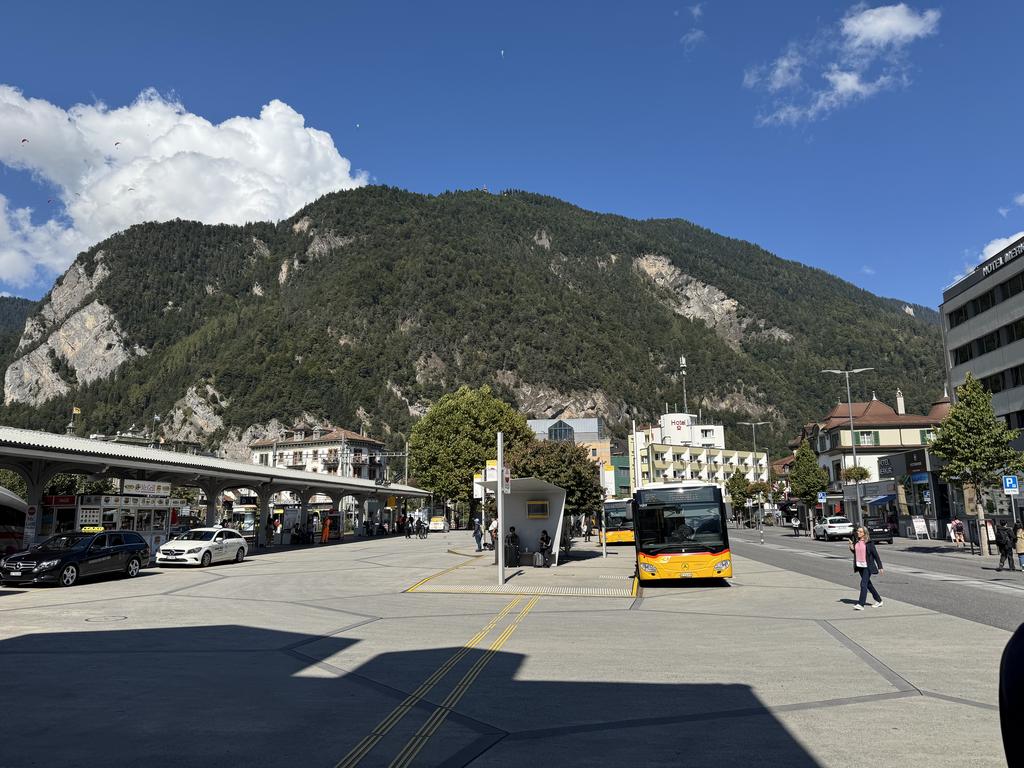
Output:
[1, 1, 1021, 307]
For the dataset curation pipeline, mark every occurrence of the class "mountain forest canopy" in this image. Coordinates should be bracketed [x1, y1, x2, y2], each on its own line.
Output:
[0, 186, 944, 459]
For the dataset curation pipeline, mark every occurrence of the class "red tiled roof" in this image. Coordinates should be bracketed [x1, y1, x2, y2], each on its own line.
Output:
[818, 400, 941, 428]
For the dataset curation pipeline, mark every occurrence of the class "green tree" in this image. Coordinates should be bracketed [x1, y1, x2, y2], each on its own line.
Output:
[931, 373, 1024, 514]
[789, 440, 828, 513]
[408, 385, 534, 502]
[841, 466, 870, 483]
[507, 440, 604, 519]
[0, 468, 27, 499]
[725, 471, 751, 514]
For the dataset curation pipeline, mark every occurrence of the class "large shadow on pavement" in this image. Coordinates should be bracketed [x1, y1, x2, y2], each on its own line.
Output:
[0, 624, 821, 767]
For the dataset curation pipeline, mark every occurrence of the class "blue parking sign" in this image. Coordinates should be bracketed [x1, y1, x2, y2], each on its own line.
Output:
[1003, 475, 1019, 495]
[817, 491, 827, 504]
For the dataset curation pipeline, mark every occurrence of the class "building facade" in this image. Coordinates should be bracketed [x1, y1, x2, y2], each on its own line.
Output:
[628, 412, 766, 494]
[941, 232, 1024, 427]
[526, 418, 612, 465]
[791, 391, 949, 518]
[250, 425, 387, 482]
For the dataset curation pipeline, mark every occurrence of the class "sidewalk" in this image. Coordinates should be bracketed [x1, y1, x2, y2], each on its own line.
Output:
[410, 541, 638, 597]
[755, 524, 996, 561]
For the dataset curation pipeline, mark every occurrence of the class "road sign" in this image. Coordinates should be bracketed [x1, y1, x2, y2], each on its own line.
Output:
[817, 491, 827, 504]
[1003, 475, 1019, 496]
[502, 466, 511, 495]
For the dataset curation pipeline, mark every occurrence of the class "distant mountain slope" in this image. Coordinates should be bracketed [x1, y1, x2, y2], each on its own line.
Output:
[0, 296, 35, 370]
[0, 186, 944, 459]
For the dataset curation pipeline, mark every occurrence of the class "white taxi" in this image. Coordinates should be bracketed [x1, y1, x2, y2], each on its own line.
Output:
[156, 527, 248, 567]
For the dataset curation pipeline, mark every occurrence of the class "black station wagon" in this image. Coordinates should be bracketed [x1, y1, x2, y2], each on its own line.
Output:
[0, 530, 150, 587]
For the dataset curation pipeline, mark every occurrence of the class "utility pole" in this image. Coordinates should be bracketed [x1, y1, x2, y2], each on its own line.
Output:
[497, 431, 505, 586]
[738, 420, 768, 528]
[822, 368, 874, 526]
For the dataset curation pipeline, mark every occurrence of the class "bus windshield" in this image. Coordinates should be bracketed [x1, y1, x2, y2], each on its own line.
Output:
[604, 502, 633, 530]
[637, 503, 725, 553]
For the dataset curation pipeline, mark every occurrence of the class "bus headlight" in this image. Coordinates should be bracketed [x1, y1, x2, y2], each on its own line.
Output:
[714, 559, 731, 572]
[639, 562, 657, 574]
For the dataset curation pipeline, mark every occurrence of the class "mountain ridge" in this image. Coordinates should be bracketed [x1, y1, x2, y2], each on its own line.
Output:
[0, 185, 944, 459]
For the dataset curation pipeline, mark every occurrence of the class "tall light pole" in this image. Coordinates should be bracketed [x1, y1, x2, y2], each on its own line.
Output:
[821, 368, 874, 526]
[738, 421, 768, 528]
[679, 355, 688, 414]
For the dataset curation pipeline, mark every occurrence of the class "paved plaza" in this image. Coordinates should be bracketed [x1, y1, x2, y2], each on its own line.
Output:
[0, 531, 1008, 767]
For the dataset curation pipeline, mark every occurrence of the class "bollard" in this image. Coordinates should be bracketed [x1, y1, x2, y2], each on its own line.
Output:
[760, 529, 765, 545]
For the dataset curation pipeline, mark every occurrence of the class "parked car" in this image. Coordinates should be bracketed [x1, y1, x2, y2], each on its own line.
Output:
[0, 530, 149, 587]
[156, 527, 248, 567]
[813, 516, 854, 542]
[864, 516, 894, 544]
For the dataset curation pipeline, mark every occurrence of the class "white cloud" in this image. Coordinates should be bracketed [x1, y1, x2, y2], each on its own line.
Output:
[999, 207, 1010, 218]
[861, 265, 876, 275]
[841, 3, 940, 50]
[1015, 193, 1024, 207]
[680, 28, 706, 51]
[747, 4, 940, 125]
[0, 86, 367, 290]
[980, 232, 1024, 262]
[690, 3, 704, 19]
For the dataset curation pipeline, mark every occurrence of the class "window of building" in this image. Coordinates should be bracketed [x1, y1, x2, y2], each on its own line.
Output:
[312, 449, 319, 461]
[591, 448, 598, 457]
[1007, 318, 1024, 345]
[258, 453, 268, 465]
[982, 371, 1006, 393]
[947, 304, 969, 328]
[292, 451, 303, 465]
[548, 421, 575, 443]
[855, 431, 879, 446]
[952, 344, 974, 366]
[919, 429, 935, 444]
[976, 330, 1001, 356]
[701, 429, 713, 438]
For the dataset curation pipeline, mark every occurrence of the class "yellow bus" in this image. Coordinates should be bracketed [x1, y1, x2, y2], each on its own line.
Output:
[634, 483, 732, 581]
[600, 499, 635, 545]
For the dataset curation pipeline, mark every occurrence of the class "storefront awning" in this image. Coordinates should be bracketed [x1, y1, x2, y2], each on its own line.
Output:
[865, 494, 896, 507]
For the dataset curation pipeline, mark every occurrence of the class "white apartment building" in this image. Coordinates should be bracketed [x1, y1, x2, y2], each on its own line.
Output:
[627, 412, 766, 493]
[249, 424, 387, 481]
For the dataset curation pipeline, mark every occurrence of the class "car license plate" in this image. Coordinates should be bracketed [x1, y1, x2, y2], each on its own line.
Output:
[679, 573, 693, 578]
[9, 571, 21, 576]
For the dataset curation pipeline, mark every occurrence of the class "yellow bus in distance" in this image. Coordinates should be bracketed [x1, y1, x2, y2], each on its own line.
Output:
[600, 499, 634, 545]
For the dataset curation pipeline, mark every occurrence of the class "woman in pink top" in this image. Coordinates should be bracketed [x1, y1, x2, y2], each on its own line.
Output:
[848, 526, 884, 611]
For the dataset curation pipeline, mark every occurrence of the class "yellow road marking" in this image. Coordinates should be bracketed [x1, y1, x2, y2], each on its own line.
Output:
[405, 557, 476, 593]
[388, 596, 540, 768]
[630, 576, 639, 597]
[335, 597, 523, 768]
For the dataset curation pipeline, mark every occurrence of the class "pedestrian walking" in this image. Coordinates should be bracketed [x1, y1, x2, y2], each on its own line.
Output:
[582, 517, 591, 542]
[951, 515, 965, 550]
[791, 515, 801, 537]
[1014, 522, 1024, 570]
[996, 520, 1017, 572]
[487, 517, 498, 550]
[473, 518, 483, 551]
[849, 526, 884, 610]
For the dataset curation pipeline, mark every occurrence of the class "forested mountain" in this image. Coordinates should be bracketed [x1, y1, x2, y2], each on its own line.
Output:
[0, 296, 35, 371]
[0, 186, 943, 459]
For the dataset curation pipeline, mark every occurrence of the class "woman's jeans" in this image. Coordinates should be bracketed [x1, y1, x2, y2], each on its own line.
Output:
[858, 568, 881, 605]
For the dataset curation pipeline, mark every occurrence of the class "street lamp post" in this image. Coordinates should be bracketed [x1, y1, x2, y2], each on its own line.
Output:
[679, 355, 688, 413]
[821, 368, 874, 526]
[738, 420, 768, 529]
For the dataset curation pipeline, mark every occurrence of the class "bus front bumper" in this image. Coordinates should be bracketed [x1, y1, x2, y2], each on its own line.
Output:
[637, 550, 732, 580]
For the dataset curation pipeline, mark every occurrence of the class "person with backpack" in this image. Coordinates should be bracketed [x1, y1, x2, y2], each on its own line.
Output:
[849, 526, 884, 610]
[996, 520, 1017, 572]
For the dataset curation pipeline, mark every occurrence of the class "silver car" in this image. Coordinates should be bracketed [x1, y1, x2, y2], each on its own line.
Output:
[813, 516, 854, 542]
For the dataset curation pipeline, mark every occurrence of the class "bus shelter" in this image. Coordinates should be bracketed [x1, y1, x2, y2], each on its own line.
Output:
[481, 477, 566, 566]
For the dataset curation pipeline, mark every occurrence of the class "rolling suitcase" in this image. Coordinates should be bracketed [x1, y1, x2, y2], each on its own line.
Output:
[533, 551, 545, 568]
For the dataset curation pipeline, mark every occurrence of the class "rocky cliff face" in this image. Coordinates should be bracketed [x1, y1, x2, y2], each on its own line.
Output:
[633, 254, 792, 350]
[3, 254, 143, 406]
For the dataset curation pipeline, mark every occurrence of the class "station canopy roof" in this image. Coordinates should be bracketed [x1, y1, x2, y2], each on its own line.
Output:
[0, 426, 428, 498]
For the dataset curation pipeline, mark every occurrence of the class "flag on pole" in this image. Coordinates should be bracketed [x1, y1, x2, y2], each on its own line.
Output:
[72, 406, 81, 415]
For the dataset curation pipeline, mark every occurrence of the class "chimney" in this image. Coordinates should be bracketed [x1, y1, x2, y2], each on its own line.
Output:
[896, 388, 905, 415]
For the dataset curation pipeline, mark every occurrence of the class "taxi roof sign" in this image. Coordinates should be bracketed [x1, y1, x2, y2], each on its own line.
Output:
[81, 526, 105, 533]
